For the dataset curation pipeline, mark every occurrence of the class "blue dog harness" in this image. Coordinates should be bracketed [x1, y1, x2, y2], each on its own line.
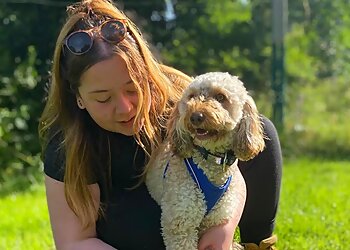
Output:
[164, 157, 232, 214]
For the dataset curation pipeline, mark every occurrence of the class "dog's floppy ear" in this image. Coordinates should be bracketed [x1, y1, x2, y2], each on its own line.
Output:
[167, 101, 193, 157]
[233, 96, 265, 161]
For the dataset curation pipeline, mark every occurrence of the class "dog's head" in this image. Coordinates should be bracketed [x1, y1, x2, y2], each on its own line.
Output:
[167, 72, 265, 161]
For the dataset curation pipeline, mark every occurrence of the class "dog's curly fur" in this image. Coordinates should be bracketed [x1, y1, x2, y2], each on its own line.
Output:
[145, 72, 265, 250]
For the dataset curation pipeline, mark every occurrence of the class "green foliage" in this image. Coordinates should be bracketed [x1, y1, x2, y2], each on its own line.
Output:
[158, 0, 271, 91]
[280, 76, 350, 159]
[0, 46, 43, 193]
[0, 2, 65, 192]
[0, 2, 64, 76]
[287, 0, 350, 79]
[285, 24, 318, 83]
[278, 8, 350, 159]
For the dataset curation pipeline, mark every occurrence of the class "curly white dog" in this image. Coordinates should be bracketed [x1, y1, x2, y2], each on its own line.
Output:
[146, 72, 265, 250]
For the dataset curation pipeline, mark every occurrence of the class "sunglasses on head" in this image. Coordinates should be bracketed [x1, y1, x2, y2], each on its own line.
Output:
[63, 19, 128, 55]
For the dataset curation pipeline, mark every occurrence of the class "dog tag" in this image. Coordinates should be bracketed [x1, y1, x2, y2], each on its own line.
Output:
[215, 157, 222, 165]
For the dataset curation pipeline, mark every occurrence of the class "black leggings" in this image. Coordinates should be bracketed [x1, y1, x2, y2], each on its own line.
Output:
[238, 116, 282, 244]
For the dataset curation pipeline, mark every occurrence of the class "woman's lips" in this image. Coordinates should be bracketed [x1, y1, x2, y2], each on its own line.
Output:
[118, 116, 135, 126]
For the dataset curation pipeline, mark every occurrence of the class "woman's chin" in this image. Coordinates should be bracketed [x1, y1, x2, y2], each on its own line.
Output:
[116, 118, 145, 136]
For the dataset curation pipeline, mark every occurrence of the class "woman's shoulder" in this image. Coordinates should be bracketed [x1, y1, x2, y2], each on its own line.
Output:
[43, 132, 65, 182]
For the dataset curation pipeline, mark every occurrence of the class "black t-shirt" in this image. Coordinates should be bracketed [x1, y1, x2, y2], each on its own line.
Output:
[44, 132, 165, 250]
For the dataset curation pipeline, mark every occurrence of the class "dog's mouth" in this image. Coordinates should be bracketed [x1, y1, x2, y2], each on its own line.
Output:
[195, 128, 218, 140]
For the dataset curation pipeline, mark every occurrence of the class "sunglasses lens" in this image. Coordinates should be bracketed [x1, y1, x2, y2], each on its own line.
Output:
[66, 32, 92, 54]
[101, 20, 126, 43]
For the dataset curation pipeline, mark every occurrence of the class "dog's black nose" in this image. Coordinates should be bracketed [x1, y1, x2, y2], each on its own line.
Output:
[190, 112, 205, 125]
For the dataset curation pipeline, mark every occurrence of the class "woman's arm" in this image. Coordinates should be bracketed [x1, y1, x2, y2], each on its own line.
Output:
[45, 175, 116, 250]
[198, 167, 247, 250]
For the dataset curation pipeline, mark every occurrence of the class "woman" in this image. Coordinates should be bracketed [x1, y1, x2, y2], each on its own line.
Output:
[39, 0, 282, 249]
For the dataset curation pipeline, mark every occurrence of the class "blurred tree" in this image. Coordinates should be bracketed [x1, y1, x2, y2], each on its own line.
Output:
[0, 46, 43, 191]
[156, 0, 273, 91]
[0, 2, 66, 186]
[0, 1, 66, 77]
[285, 0, 350, 80]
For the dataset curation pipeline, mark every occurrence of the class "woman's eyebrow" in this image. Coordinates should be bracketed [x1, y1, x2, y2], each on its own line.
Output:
[88, 89, 110, 94]
[88, 80, 133, 94]
[125, 79, 133, 85]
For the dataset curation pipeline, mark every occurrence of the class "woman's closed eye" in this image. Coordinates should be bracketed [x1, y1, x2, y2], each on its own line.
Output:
[125, 84, 138, 95]
[96, 96, 111, 103]
[126, 89, 137, 95]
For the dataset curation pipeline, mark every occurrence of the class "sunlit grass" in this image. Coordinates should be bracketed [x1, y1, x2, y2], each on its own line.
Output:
[1, 158, 349, 249]
[0, 186, 54, 250]
[275, 158, 350, 250]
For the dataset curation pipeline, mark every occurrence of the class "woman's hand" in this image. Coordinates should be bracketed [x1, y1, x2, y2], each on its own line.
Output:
[198, 168, 247, 250]
[197, 219, 236, 250]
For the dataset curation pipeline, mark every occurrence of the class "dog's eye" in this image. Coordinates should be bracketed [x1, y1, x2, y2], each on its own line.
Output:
[188, 94, 195, 100]
[214, 93, 226, 102]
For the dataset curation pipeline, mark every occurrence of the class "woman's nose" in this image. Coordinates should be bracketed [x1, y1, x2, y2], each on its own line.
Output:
[114, 94, 133, 114]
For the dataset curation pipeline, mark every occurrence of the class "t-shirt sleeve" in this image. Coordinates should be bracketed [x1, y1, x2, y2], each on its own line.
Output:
[43, 133, 65, 182]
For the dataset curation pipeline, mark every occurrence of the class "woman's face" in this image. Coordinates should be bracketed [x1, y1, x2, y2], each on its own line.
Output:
[77, 54, 140, 135]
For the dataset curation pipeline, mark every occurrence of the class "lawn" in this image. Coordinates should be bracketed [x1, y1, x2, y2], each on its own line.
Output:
[0, 185, 53, 250]
[0, 158, 349, 250]
[275, 158, 350, 250]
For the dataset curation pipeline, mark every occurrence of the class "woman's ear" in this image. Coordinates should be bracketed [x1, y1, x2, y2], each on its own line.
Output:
[76, 96, 86, 109]
[232, 96, 265, 161]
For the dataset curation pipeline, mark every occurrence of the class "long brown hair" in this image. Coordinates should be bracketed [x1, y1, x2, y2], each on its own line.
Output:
[39, 0, 192, 228]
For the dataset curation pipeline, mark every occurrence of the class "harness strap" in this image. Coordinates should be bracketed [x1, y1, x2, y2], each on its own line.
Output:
[163, 158, 232, 214]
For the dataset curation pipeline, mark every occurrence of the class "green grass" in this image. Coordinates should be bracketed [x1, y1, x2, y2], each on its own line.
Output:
[275, 158, 350, 250]
[1, 158, 349, 249]
[0, 185, 54, 250]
